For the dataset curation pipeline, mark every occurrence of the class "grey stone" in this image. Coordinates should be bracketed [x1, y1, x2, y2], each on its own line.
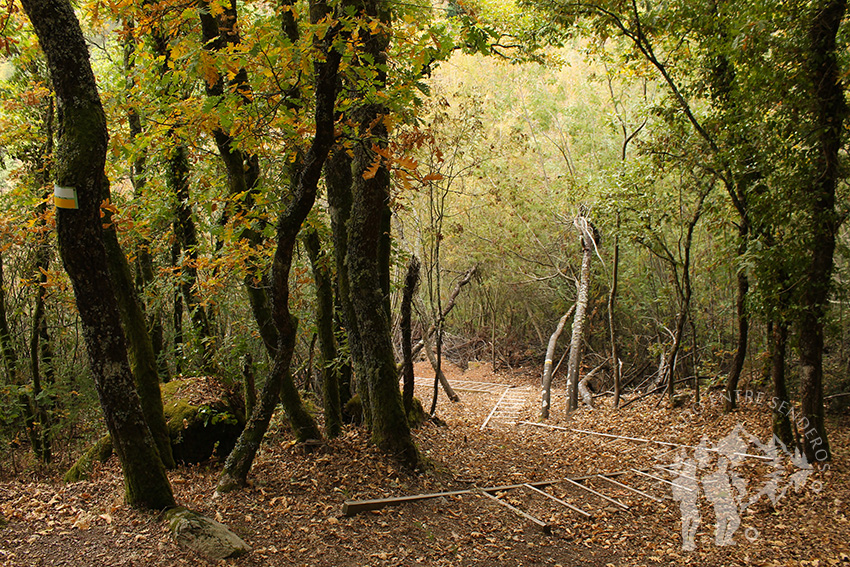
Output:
[166, 507, 251, 560]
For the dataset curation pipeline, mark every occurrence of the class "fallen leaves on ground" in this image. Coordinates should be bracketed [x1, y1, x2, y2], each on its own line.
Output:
[1, 361, 848, 566]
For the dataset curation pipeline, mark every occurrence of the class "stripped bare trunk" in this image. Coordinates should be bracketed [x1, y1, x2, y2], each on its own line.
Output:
[541, 305, 574, 419]
[567, 219, 594, 412]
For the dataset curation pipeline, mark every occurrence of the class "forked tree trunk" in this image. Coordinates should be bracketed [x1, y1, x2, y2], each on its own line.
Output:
[769, 321, 794, 446]
[22, 0, 175, 509]
[217, 5, 339, 492]
[541, 305, 574, 419]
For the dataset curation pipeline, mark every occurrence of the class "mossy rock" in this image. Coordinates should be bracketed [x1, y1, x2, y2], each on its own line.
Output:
[65, 378, 245, 481]
[64, 434, 113, 483]
[343, 394, 362, 424]
[166, 506, 251, 560]
[163, 379, 244, 464]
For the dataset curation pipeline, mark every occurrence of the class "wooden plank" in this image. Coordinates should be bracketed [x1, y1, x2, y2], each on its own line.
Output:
[630, 468, 694, 491]
[343, 479, 563, 516]
[342, 489, 470, 516]
[596, 475, 661, 502]
[562, 478, 629, 510]
[571, 428, 771, 461]
[341, 471, 651, 517]
[523, 484, 591, 518]
[654, 464, 697, 481]
[481, 386, 513, 430]
[479, 489, 551, 534]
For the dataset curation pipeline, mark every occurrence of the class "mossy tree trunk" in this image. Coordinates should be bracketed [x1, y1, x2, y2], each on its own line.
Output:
[330, 0, 419, 468]
[217, 3, 340, 491]
[304, 229, 342, 438]
[796, 0, 844, 463]
[102, 220, 175, 468]
[400, 256, 420, 418]
[326, 148, 362, 415]
[21, 0, 175, 510]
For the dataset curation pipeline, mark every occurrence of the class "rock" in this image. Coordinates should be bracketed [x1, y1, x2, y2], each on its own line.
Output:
[161, 379, 244, 464]
[64, 434, 114, 482]
[166, 506, 251, 560]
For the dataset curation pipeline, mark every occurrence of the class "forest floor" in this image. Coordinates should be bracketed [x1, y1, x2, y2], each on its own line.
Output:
[1, 360, 849, 566]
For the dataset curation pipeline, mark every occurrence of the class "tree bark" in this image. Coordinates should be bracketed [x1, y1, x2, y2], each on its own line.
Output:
[21, 0, 175, 509]
[796, 0, 845, 463]
[567, 219, 594, 411]
[401, 256, 420, 417]
[541, 305, 574, 419]
[724, 232, 749, 412]
[304, 229, 342, 438]
[217, 2, 340, 491]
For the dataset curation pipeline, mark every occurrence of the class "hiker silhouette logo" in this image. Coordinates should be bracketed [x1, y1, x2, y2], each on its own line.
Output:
[665, 425, 816, 550]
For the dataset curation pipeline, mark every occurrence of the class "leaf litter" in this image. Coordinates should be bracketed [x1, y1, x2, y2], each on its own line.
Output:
[0, 360, 848, 566]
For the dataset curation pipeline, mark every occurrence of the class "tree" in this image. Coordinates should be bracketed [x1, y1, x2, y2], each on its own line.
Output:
[216, 0, 341, 492]
[21, 0, 175, 509]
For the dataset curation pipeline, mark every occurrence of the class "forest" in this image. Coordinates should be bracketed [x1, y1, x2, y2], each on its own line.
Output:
[0, 0, 849, 564]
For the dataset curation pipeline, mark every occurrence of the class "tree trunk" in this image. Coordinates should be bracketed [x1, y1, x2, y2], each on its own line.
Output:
[29, 230, 53, 464]
[567, 220, 594, 412]
[217, 4, 340, 491]
[541, 305, 574, 419]
[102, 220, 175, 468]
[414, 296, 460, 403]
[724, 233, 749, 412]
[326, 149, 358, 411]
[608, 226, 621, 409]
[401, 256, 420, 417]
[169, 143, 217, 374]
[198, 0, 278, 359]
[304, 229, 342, 438]
[342, 0, 418, 467]
[22, 0, 175, 509]
[796, 0, 845, 463]
[769, 321, 794, 446]
[408, 265, 477, 362]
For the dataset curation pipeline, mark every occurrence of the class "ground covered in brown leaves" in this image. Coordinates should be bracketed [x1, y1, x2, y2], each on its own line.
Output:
[1, 361, 849, 566]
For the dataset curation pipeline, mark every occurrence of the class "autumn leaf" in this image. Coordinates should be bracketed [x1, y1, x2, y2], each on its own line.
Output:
[362, 156, 382, 180]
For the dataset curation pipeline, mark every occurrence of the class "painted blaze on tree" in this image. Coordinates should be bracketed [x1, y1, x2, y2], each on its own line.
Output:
[20, 0, 175, 509]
